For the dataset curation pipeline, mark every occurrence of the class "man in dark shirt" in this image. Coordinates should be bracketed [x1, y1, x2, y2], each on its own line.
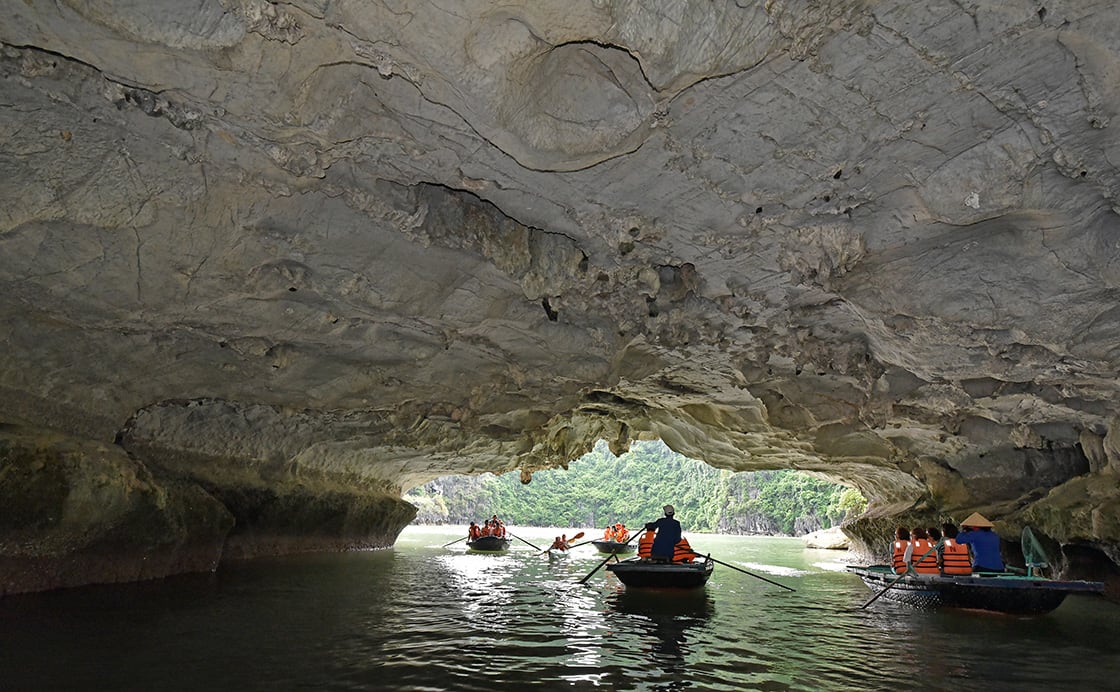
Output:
[645, 504, 682, 562]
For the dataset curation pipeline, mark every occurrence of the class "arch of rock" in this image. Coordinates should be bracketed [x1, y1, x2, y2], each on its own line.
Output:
[2, 1, 1118, 595]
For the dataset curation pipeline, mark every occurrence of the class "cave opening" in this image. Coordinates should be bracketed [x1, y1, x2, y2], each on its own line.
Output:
[404, 439, 866, 537]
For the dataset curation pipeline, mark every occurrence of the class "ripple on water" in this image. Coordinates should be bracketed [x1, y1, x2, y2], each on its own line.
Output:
[2, 530, 1119, 691]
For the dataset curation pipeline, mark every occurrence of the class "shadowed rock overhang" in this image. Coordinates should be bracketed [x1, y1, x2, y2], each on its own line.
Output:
[1, 1, 1118, 595]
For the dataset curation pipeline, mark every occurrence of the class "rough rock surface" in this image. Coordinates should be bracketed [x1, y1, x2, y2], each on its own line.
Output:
[1, 1, 1119, 593]
[802, 527, 850, 551]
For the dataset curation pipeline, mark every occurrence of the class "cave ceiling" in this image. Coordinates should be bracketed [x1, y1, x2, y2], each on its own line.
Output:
[2, 0, 1120, 540]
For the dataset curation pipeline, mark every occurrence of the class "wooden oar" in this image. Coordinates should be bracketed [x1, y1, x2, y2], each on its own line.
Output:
[441, 535, 468, 548]
[577, 531, 643, 584]
[859, 540, 941, 609]
[566, 539, 596, 550]
[509, 532, 541, 551]
[690, 552, 796, 592]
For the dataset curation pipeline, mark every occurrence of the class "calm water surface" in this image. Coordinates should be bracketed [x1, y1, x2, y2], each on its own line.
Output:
[2, 525, 1117, 691]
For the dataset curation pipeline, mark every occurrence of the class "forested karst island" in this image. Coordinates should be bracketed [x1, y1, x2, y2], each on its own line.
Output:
[2, 2, 1119, 596]
[408, 440, 865, 536]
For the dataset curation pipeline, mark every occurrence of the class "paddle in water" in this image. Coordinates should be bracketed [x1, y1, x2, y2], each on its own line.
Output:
[578, 531, 642, 584]
[688, 552, 796, 592]
[509, 532, 542, 551]
[441, 535, 468, 548]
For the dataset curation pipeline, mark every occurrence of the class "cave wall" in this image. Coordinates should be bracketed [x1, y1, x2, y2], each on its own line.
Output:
[2, 1, 1119, 592]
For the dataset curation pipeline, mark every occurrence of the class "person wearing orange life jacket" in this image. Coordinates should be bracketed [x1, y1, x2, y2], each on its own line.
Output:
[637, 530, 656, 559]
[904, 527, 939, 575]
[938, 523, 972, 576]
[672, 537, 695, 563]
[891, 527, 911, 574]
[468, 522, 481, 540]
[615, 524, 629, 543]
[603, 525, 615, 541]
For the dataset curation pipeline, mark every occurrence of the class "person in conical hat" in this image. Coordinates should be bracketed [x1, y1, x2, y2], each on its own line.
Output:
[956, 512, 1003, 572]
[960, 512, 993, 528]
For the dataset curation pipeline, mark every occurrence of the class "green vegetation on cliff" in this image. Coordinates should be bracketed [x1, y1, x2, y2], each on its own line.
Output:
[406, 440, 866, 535]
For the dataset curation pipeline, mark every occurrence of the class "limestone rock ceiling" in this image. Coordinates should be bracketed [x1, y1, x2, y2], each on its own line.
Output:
[2, 0, 1120, 585]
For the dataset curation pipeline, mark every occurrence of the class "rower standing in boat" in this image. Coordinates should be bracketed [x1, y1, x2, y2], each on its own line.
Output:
[644, 504, 682, 563]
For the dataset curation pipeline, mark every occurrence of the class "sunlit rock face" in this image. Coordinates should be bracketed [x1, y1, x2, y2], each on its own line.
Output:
[2, 1, 1119, 593]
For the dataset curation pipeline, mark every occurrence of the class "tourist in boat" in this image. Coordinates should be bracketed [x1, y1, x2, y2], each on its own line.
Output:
[549, 535, 569, 552]
[938, 523, 972, 575]
[903, 527, 939, 574]
[672, 537, 695, 563]
[615, 523, 629, 542]
[644, 504, 682, 563]
[468, 522, 481, 540]
[891, 527, 910, 574]
[637, 529, 656, 559]
[488, 515, 506, 538]
[956, 512, 1004, 573]
[603, 525, 615, 541]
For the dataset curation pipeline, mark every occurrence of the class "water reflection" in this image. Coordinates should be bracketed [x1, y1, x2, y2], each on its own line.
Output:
[435, 552, 521, 634]
[3, 528, 1118, 692]
[606, 587, 715, 686]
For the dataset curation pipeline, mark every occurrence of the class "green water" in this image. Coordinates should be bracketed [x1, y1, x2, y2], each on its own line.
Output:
[1, 525, 1117, 690]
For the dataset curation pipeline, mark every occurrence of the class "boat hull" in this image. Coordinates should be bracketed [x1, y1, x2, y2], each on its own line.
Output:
[847, 565, 1104, 614]
[606, 558, 714, 589]
[592, 540, 635, 555]
[466, 536, 511, 552]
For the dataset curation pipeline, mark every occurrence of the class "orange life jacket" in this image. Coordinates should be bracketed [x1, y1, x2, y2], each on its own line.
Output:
[469, 525, 481, 539]
[638, 531, 655, 558]
[604, 528, 614, 540]
[940, 538, 972, 575]
[673, 538, 694, 563]
[616, 529, 629, 542]
[910, 538, 939, 574]
[892, 540, 909, 574]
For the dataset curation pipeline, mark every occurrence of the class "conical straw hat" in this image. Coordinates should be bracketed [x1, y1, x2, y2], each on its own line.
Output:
[960, 511, 993, 528]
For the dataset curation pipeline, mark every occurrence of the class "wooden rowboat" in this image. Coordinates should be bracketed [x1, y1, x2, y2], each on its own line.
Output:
[466, 536, 511, 553]
[606, 557, 714, 589]
[847, 564, 1104, 614]
[591, 539, 636, 555]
